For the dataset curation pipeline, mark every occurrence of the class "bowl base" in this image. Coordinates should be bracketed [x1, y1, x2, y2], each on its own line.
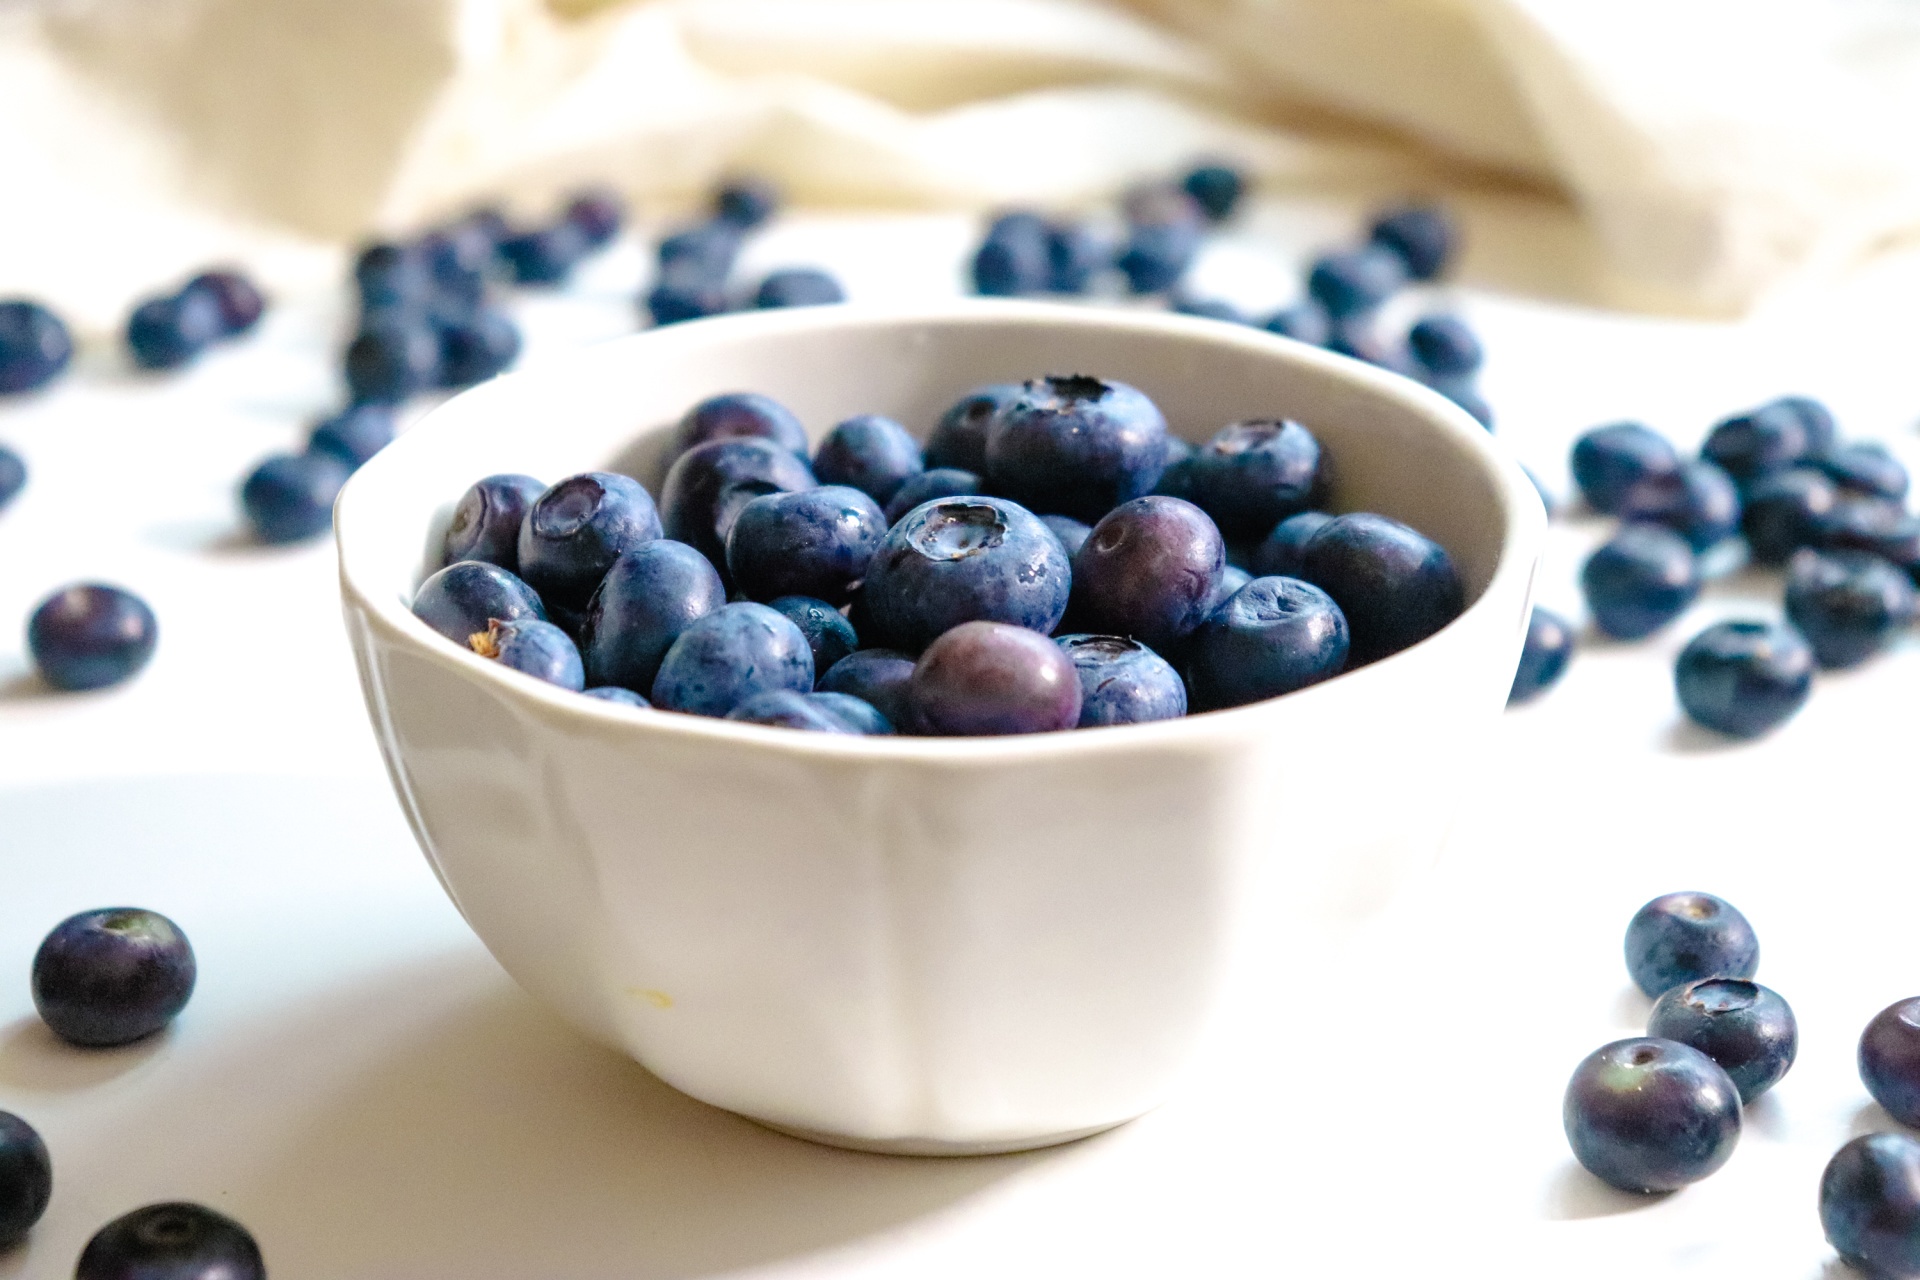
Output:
[749, 1115, 1134, 1157]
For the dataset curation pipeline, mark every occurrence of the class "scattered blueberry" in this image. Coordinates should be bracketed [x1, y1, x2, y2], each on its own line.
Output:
[1624, 892, 1760, 999]
[863, 496, 1072, 651]
[499, 222, 590, 285]
[817, 648, 917, 729]
[1262, 303, 1330, 346]
[1171, 296, 1246, 324]
[727, 689, 885, 734]
[354, 241, 430, 310]
[76, 1202, 265, 1280]
[882, 467, 983, 526]
[672, 391, 809, 460]
[564, 186, 627, 248]
[517, 471, 662, 609]
[1703, 397, 1832, 488]
[1041, 513, 1091, 558]
[1562, 1038, 1741, 1193]
[754, 268, 845, 308]
[306, 402, 396, 471]
[441, 473, 544, 571]
[715, 176, 780, 229]
[1615, 459, 1742, 551]
[1406, 314, 1482, 378]
[0, 1110, 50, 1247]
[1785, 548, 1915, 669]
[345, 317, 441, 403]
[657, 222, 742, 282]
[986, 375, 1168, 522]
[1057, 634, 1187, 726]
[658, 437, 817, 571]
[1860, 998, 1920, 1128]
[417, 221, 495, 307]
[1170, 419, 1325, 541]
[240, 452, 351, 544]
[27, 584, 158, 691]
[582, 686, 649, 707]
[436, 308, 521, 387]
[926, 384, 1017, 473]
[768, 595, 859, 676]
[1817, 440, 1909, 501]
[812, 414, 923, 504]
[1184, 575, 1349, 711]
[1249, 510, 1332, 578]
[1306, 247, 1406, 318]
[1369, 204, 1456, 280]
[910, 621, 1082, 735]
[0, 299, 74, 394]
[1116, 193, 1203, 294]
[411, 560, 546, 645]
[1580, 524, 1700, 639]
[1509, 606, 1575, 704]
[0, 444, 26, 512]
[650, 601, 814, 717]
[1430, 377, 1494, 431]
[469, 617, 584, 689]
[1298, 513, 1463, 665]
[1181, 162, 1246, 221]
[32, 907, 195, 1047]
[646, 267, 730, 326]
[1741, 467, 1841, 565]
[1045, 220, 1109, 294]
[1821, 1133, 1920, 1279]
[1068, 496, 1224, 652]
[126, 289, 224, 370]
[582, 538, 726, 692]
[1675, 620, 1814, 738]
[972, 212, 1051, 296]
[1570, 422, 1681, 514]
[1817, 496, 1920, 574]
[726, 485, 885, 605]
[182, 268, 266, 337]
[1648, 977, 1796, 1103]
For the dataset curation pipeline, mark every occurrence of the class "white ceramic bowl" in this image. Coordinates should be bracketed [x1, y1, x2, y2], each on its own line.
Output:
[337, 301, 1544, 1155]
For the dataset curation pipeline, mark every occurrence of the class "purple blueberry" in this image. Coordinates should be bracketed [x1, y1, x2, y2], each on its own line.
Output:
[1263, 304, 1329, 346]
[659, 437, 817, 574]
[1297, 513, 1463, 665]
[582, 686, 649, 707]
[182, 268, 266, 337]
[1369, 204, 1456, 280]
[1181, 162, 1246, 221]
[240, 452, 350, 544]
[1406, 313, 1482, 378]
[714, 176, 780, 229]
[1306, 247, 1406, 318]
[27, 584, 158, 691]
[754, 268, 844, 309]
[1817, 440, 1908, 501]
[726, 689, 889, 735]
[1624, 891, 1759, 999]
[499, 221, 590, 285]
[583, 539, 725, 694]
[1648, 978, 1796, 1103]
[1041, 514, 1092, 559]
[1184, 576, 1348, 711]
[517, 472, 662, 609]
[1615, 459, 1741, 551]
[863, 497, 1072, 651]
[0, 299, 74, 394]
[1570, 422, 1681, 514]
[1861, 998, 1920, 1128]
[1785, 548, 1915, 669]
[1580, 524, 1700, 639]
[345, 316, 441, 403]
[32, 908, 195, 1047]
[126, 288, 224, 370]
[1562, 1038, 1741, 1193]
[813, 414, 924, 504]
[1068, 496, 1224, 652]
[1171, 419, 1326, 541]
[818, 648, 916, 729]
[650, 601, 814, 717]
[725, 485, 884, 606]
[1057, 634, 1187, 726]
[76, 1202, 264, 1280]
[1675, 620, 1814, 738]
[0, 1110, 51, 1246]
[927, 384, 1017, 473]
[436, 308, 521, 387]
[470, 617, 584, 690]
[411, 560, 546, 645]
[306, 402, 396, 472]
[671, 392, 809, 461]
[564, 186, 627, 248]
[768, 595, 859, 675]
[883, 467, 982, 526]
[1250, 510, 1332, 578]
[1742, 467, 1840, 565]
[441, 473, 544, 571]
[972, 212, 1050, 296]
[910, 621, 1082, 735]
[986, 375, 1168, 522]
[1822, 1133, 1920, 1279]
[1508, 606, 1574, 704]
[1704, 396, 1833, 488]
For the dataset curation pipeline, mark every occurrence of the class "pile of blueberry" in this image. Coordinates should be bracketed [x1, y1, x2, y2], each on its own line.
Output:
[0, 907, 264, 1276]
[412, 375, 1465, 734]
[643, 177, 847, 326]
[124, 268, 266, 371]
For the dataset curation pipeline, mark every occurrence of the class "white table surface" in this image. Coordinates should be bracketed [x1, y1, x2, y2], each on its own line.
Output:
[4, 199, 1920, 1279]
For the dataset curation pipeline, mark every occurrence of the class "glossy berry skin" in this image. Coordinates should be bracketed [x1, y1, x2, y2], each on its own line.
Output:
[436, 308, 521, 387]
[1184, 576, 1348, 711]
[32, 908, 195, 1047]
[0, 299, 74, 394]
[582, 686, 649, 707]
[126, 290, 224, 370]
[768, 596, 858, 676]
[28, 584, 158, 691]
[1648, 978, 1796, 1103]
[715, 176, 780, 229]
[1818, 441, 1909, 501]
[651, 601, 814, 717]
[1580, 524, 1700, 639]
[1057, 634, 1186, 726]
[818, 649, 917, 729]
[1431, 377, 1494, 432]
[1742, 467, 1840, 565]
[1615, 459, 1741, 551]
[1263, 304, 1330, 346]
[1306, 247, 1406, 318]
[76, 1202, 265, 1280]
[986, 375, 1168, 522]
[910, 621, 1082, 736]
[345, 317, 441, 403]
[182, 269, 266, 337]
[1624, 891, 1759, 999]
[1785, 548, 1916, 669]
[1570, 422, 1680, 514]
[972, 213, 1050, 296]
[1704, 397, 1832, 488]
[1250, 510, 1332, 578]
[499, 222, 590, 285]
[517, 472, 662, 609]
[411, 560, 546, 646]
[441, 473, 544, 571]
[883, 468, 983, 526]
[470, 617, 583, 689]
[1068, 496, 1225, 653]
[582, 539, 725, 693]
[672, 392, 809, 460]
[813, 414, 923, 504]
[726, 689, 888, 735]
[1169, 419, 1325, 541]
[1675, 620, 1814, 739]
[1045, 221, 1109, 294]
[1369, 204, 1456, 280]
[1562, 1038, 1741, 1193]
[1181, 163, 1246, 221]
[754, 268, 845, 308]
[1298, 513, 1463, 666]
[1822, 1133, 1920, 1279]
[726, 485, 885, 605]
[1508, 606, 1574, 704]
[306, 403, 396, 472]
[0, 1110, 50, 1246]
[0, 443, 23, 511]
[1859, 998, 1920, 1127]
[1041, 514, 1091, 559]
[564, 186, 627, 248]
[659, 438, 817, 573]
[240, 452, 350, 544]
[927, 383, 1017, 472]
[863, 497, 1072, 651]
[1406, 314, 1482, 377]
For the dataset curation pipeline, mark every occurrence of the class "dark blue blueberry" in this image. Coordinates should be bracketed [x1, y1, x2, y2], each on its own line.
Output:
[1703, 397, 1832, 488]
[1624, 892, 1759, 998]
[1615, 459, 1741, 551]
[1041, 513, 1091, 559]
[1306, 247, 1406, 318]
[645, 269, 728, 327]
[910, 621, 1081, 735]
[1209, 563, 1253, 612]
[354, 241, 430, 309]
[1162, 434, 1194, 471]
[564, 186, 627, 248]
[714, 176, 780, 229]
[753, 268, 845, 309]
[1323, 316, 1400, 368]
[126, 289, 224, 370]
[411, 560, 546, 645]
[1860, 998, 1920, 1127]
[808, 691, 891, 734]
[883, 467, 982, 526]
[1570, 422, 1681, 514]
[1822, 1133, 1920, 1278]
[76, 1202, 264, 1280]
[417, 221, 495, 306]
[1368, 204, 1456, 281]
[345, 317, 441, 404]
[1562, 1038, 1740, 1193]
[1249, 510, 1332, 578]
[672, 392, 809, 460]
[1184, 576, 1348, 711]
[863, 497, 1072, 651]
[32, 908, 194, 1047]
[1508, 606, 1574, 704]
[1046, 220, 1109, 294]
[1741, 467, 1839, 565]
[818, 649, 917, 727]
[1262, 303, 1329, 346]
[1298, 513, 1463, 665]
[1580, 524, 1700, 639]
[441, 473, 544, 571]
[1174, 419, 1325, 541]
[927, 383, 1017, 473]
[726, 689, 887, 734]
[657, 221, 742, 282]
[1675, 620, 1813, 738]
[972, 212, 1050, 296]
[1817, 440, 1909, 501]
[182, 268, 266, 337]
[499, 222, 590, 285]
[470, 617, 584, 690]
[240, 451, 351, 544]
[1430, 376, 1494, 431]
[582, 539, 725, 693]
[1057, 634, 1186, 726]
[0, 299, 75, 394]
[1785, 548, 1915, 669]
[1648, 978, 1796, 1103]
[985, 375, 1168, 522]
[517, 471, 661, 610]
[0, 1110, 50, 1247]
[306, 402, 396, 471]
[1406, 313, 1482, 377]
[813, 414, 923, 504]
[1068, 496, 1224, 652]
[768, 595, 859, 675]
[28, 584, 158, 692]
[0, 443, 27, 511]
[659, 437, 817, 572]
[582, 685, 649, 707]
[1171, 296, 1246, 324]
[726, 485, 885, 605]
[1181, 162, 1246, 221]
[436, 308, 521, 387]
[1818, 498, 1920, 580]
[1116, 221, 1201, 294]
[650, 601, 814, 716]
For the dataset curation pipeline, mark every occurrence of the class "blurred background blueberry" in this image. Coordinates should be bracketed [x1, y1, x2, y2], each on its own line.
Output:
[1674, 619, 1814, 738]
[754, 268, 845, 309]
[1784, 548, 1915, 669]
[1570, 421, 1680, 514]
[28, 583, 158, 691]
[0, 298, 74, 394]
[0, 1110, 51, 1247]
[1508, 606, 1574, 704]
[240, 451, 351, 544]
[1580, 524, 1699, 639]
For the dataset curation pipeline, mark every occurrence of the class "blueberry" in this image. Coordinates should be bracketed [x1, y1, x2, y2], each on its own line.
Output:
[1704, 397, 1832, 487]
[1406, 314, 1482, 378]
[753, 268, 845, 308]
[1181, 162, 1246, 221]
[126, 289, 224, 370]
[1570, 422, 1681, 514]
[1785, 548, 1915, 669]
[1508, 606, 1575, 704]
[650, 601, 814, 716]
[767, 595, 859, 675]
[578, 539, 725, 692]
[1298, 513, 1463, 665]
[646, 267, 729, 326]
[659, 437, 817, 572]
[564, 186, 627, 248]
[726, 485, 885, 605]
[1580, 524, 1700, 639]
[1068, 496, 1224, 652]
[499, 222, 590, 285]
[1648, 977, 1796, 1103]
[972, 212, 1051, 296]
[517, 472, 662, 609]
[1209, 563, 1253, 612]
[1171, 296, 1246, 324]
[345, 317, 441, 403]
[1323, 316, 1400, 369]
[1860, 998, 1920, 1127]
[1822, 1133, 1920, 1279]
[0, 299, 75, 394]
[1562, 1038, 1741, 1193]
[1056, 634, 1186, 726]
[808, 691, 892, 734]
[1741, 467, 1840, 565]
[182, 268, 266, 337]
[1262, 303, 1330, 346]
[1624, 891, 1760, 998]
[714, 176, 780, 229]
[1173, 419, 1326, 541]
[1121, 183, 1206, 230]
[76, 1202, 265, 1280]
[908, 621, 1081, 735]
[239, 451, 350, 545]
[1306, 247, 1406, 318]
[1819, 499, 1920, 579]
[0, 443, 23, 511]
[1430, 377, 1494, 431]
[657, 222, 742, 282]
[1184, 575, 1348, 711]
[411, 560, 546, 645]
[883, 467, 983, 526]
[1045, 220, 1109, 294]
[1041, 513, 1091, 559]
[1817, 440, 1909, 501]
[1675, 620, 1813, 738]
[672, 392, 809, 460]
[307, 402, 397, 471]
[818, 649, 917, 728]
[582, 686, 649, 707]
[863, 497, 1072, 651]
[726, 689, 886, 734]
[927, 383, 1018, 473]
[1249, 510, 1332, 578]
[986, 375, 1168, 522]
[1116, 221, 1201, 294]
[0, 1111, 50, 1247]
[28, 584, 158, 691]
[1368, 204, 1456, 281]
[812, 414, 923, 504]
[1615, 459, 1741, 551]
[416, 222, 494, 306]
[441, 473, 545, 570]
[354, 241, 430, 309]
[32, 908, 195, 1047]
[436, 308, 521, 387]
[469, 617, 583, 689]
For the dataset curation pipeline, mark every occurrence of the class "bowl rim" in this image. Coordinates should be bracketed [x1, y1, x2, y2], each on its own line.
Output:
[336, 299, 1545, 762]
